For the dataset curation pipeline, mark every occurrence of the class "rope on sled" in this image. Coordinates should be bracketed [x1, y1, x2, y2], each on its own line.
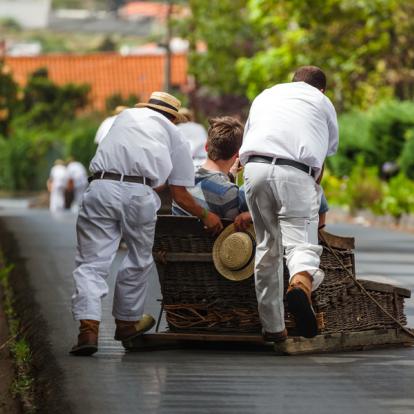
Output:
[319, 230, 414, 339]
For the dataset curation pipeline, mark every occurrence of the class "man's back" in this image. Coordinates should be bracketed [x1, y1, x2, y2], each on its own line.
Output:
[90, 108, 194, 188]
[240, 82, 338, 173]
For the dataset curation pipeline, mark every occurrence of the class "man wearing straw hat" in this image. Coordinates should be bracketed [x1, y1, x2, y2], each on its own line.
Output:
[70, 92, 223, 356]
[240, 66, 339, 342]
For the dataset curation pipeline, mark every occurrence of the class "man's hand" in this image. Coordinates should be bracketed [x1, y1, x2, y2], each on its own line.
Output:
[202, 211, 223, 235]
[234, 212, 252, 231]
[229, 157, 242, 178]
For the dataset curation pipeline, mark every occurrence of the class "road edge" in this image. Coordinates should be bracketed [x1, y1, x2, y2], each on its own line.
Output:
[0, 218, 73, 413]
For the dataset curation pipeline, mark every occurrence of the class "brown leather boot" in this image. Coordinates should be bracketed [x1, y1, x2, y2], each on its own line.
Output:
[263, 328, 288, 343]
[114, 314, 155, 341]
[70, 320, 99, 356]
[286, 272, 318, 338]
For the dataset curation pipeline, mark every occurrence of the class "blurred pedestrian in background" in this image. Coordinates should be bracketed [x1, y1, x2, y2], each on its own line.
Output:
[47, 159, 68, 213]
[177, 108, 208, 168]
[94, 106, 128, 146]
[66, 158, 88, 212]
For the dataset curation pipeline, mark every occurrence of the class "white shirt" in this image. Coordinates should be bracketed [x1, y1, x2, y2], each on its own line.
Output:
[239, 82, 339, 174]
[67, 161, 88, 187]
[177, 121, 208, 167]
[49, 165, 68, 190]
[94, 115, 117, 145]
[90, 108, 195, 188]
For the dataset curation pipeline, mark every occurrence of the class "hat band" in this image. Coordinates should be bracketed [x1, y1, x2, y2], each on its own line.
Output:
[148, 98, 178, 112]
[230, 232, 256, 271]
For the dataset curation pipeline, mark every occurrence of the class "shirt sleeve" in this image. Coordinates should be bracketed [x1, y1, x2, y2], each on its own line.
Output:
[324, 98, 339, 156]
[167, 131, 195, 187]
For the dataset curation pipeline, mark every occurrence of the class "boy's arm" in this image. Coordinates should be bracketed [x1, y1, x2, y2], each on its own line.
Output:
[169, 185, 223, 235]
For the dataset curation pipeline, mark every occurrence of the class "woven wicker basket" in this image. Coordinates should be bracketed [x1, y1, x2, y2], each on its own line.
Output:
[154, 216, 409, 334]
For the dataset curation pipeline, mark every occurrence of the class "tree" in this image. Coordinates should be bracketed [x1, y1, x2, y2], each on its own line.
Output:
[237, 0, 414, 111]
[22, 67, 90, 128]
[175, 0, 257, 116]
[0, 62, 19, 137]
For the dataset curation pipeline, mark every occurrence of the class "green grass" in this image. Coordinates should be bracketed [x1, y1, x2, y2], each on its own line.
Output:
[0, 252, 36, 413]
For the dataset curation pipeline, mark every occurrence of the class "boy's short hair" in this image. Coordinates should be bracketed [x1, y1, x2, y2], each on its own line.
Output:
[292, 66, 327, 91]
[207, 116, 244, 161]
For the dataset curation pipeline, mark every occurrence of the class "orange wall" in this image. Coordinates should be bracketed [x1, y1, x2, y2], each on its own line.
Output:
[5, 53, 188, 110]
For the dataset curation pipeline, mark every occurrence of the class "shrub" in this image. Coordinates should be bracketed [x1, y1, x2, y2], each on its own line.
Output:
[399, 128, 414, 179]
[380, 174, 414, 222]
[344, 159, 383, 214]
[329, 100, 414, 177]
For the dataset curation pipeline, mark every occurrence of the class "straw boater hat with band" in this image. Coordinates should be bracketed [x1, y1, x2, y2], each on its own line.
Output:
[213, 224, 256, 281]
[136, 91, 186, 123]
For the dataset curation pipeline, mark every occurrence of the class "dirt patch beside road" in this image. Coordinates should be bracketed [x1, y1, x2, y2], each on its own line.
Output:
[0, 293, 20, 414]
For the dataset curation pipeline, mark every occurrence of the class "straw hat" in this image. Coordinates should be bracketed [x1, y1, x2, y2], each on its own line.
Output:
[136, 91, 186, 122]
[213, 224, 256, 281]
[178, 107, 194, 122]
[113, 105, 128, 115]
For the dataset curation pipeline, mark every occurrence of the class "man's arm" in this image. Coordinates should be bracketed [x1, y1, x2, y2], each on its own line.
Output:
[169, 185, 223, 235]
[316, 163, 324, 185]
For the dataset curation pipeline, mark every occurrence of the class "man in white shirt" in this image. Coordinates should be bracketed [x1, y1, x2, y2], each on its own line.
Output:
[66, 159, 88, 212]
[177, 108, 208, 168]
[47, 159, 68, 212]
[94, 106, 127, 146]
[70, 92, 223, 356]
[240, 66, 339, 342]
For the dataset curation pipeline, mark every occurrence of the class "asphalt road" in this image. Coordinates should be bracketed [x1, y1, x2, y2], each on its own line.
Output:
[1, 204, 414, 414]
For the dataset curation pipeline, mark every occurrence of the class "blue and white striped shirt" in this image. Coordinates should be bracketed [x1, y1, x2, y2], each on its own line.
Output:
[172, 167, 248, 219]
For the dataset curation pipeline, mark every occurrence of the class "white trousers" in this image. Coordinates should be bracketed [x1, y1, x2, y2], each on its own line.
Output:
[71, 182, 88, 213]
[50, 187, 66, 212]
[71, 180, 160, 322]
[243, 163, 324, 333]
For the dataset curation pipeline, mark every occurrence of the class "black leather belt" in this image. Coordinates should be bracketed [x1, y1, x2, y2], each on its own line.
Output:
[246, 156, 316, 178]
[88, 172, 153, 186]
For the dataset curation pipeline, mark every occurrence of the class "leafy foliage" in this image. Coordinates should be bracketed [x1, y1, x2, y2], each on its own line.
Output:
[236, 0, 414, 110]
[0, 68, 97, 191]
[328, 100, 414, 177]
[105, 92, 139, 113]
[0, 62, 20, 137]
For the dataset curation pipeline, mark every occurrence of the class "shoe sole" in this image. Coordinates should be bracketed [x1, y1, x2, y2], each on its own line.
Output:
[286, 288, 318, 338]
[69, 344, 98, 356]
[114, 318, 156, 342]
[263, 335, 287, 344]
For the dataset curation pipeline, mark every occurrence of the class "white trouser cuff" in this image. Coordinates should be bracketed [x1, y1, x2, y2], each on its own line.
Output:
[288, 267, 325, 291]
[73, 313, 102, 322]
[112, 313, 143, 322]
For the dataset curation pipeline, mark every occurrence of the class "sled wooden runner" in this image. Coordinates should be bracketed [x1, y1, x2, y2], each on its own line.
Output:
[122, 328, 414, 355]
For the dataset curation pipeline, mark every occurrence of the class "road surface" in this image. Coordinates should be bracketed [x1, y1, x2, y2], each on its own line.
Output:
[0, 204, 413, 414]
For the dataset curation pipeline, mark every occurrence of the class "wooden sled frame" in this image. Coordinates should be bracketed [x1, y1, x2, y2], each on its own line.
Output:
[125, 216, 414, 355]
[122, 329, 414, 356]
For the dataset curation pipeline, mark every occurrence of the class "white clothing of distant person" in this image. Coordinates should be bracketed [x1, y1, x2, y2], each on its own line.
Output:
[94, 115, 117, 145]
[240, 81, 339, 333]
[177, 121, 208, 168]
[49, 164, 68, 212]
[72, 107, 195, 322]
[66, 161, 88, 212]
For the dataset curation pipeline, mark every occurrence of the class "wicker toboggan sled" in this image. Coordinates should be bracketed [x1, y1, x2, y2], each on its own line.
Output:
[122, 216, 414, 355]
